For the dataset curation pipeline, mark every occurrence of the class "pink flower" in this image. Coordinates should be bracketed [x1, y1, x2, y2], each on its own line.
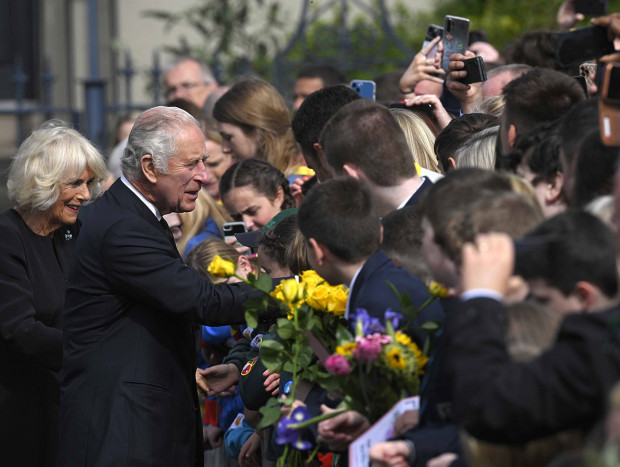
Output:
[353, 336, 383, 362]
[325, 354, 351, 375]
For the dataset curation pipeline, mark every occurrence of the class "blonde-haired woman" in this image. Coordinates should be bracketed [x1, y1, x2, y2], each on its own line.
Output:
[177, 189, 232, 257]
[213, 78, 304, 177]
[1, 120, 107, 466]
[390, 108, 443, 179]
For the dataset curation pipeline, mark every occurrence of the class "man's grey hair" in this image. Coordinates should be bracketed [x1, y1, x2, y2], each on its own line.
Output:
[164, 56, 216, 85]
[487, 63, 533, 81]
[121, 106, 201, 181]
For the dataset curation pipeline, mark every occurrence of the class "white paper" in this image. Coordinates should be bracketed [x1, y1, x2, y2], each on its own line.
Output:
[348, 396, 420, 467]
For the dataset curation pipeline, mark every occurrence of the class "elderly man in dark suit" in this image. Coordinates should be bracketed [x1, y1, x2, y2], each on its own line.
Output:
[58, 106, 251, 466]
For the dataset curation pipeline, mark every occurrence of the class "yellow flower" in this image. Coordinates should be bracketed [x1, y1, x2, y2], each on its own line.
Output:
[395, 331, 412, 348]
[336, 342, 357, 356]
[306, 284, 331, 310]
[207, 255, 236, 278]
[428, 281, 449, 298]
[327, 285, 348, 316]
[281, 278, 300, 303]
[410, 343, 429, 375]
[386, 346, 407, 370]
[300, 270, 324, 297]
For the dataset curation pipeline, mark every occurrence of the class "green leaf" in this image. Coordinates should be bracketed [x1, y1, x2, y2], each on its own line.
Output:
[335, 323, 354, 344]
[254, 274, 273, 294]
[420, 321, 440, 331]
[245, 309, 258, 329]
[257, 403, 282, 429]
[260, 339, 285, 352]
[276, 319, 296, 340]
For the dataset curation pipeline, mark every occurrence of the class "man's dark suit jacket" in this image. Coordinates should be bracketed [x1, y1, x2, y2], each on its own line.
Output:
[348, 250, 445, 341]
[446, 297, 620, 444]
[58, 180, 252, 466]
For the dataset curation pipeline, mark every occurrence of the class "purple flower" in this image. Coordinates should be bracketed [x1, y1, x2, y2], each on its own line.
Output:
[275, 406, 313, 450]
[325, 354, 352, 375]
[384, 310, 402, 330]
[350, 308, 384, 335]
[353, 336, 383, 362]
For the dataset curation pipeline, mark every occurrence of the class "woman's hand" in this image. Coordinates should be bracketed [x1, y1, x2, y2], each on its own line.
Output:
[400, 37, 445, 95]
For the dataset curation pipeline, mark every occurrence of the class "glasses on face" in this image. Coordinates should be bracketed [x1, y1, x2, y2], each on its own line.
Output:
[165, 81, 205, 97]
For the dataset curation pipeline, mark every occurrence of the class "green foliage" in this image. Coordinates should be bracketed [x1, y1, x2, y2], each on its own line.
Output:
[144, 0, 620, 88]
[422, 0, 620, 53]
[142, 0, 285, 82]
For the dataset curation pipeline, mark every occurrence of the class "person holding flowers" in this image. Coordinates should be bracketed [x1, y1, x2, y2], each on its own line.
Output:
[297, 177, 444, 338]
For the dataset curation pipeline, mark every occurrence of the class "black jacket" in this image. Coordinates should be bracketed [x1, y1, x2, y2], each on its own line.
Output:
[58, 179, 253, 467]
[446, 297, 620, 444]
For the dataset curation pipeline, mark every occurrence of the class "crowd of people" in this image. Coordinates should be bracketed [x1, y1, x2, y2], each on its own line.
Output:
[1, 1, 620, 466]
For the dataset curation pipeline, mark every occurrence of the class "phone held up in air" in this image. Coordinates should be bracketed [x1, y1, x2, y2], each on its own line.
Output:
[222, 221, 247, 244]
[575, 0, 608, 16]
[599, 63, 620, 147]
[422, 24, 444, 59]
[555, 25, 615, 67]
[458, 56, 487, 85]
[441, 15, 470, 72]
[350, 80, 376, 100]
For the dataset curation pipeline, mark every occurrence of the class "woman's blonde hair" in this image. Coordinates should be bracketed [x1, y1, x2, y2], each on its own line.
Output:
[177, 190, 232, 256]
[213, 78, 302, 176]
[390, 108, 442, 173]
[454, 125, 500, 171]
[7, 120, 108, 210]
[473, 95, 505, 119]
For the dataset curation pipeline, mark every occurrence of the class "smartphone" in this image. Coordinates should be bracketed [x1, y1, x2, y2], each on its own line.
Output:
[222, 221, 247, 243]
[555, 25, 615, 67]
[459, 56, 488, 84]
[599, 63, 620, 146]
[572, 75, 589, 97]
[575, 0, 608, 15]
[442, 15, 470, 71]
[350, 80, 376, 100]
[422, 24, 444, 59]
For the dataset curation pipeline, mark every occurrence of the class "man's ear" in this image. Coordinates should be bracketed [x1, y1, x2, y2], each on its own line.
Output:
[141, 154, 158, 184]
[342, 163, 365, 180]
[308, 238, 328, 266]
[508, 124, 518, 149]
[545, 171, 564, 204]
[573, 281, 597, 312]
[448, 157, 457, 171]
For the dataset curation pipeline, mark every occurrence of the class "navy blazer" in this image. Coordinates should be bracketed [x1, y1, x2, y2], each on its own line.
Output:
[348, 250, 444, 341]
[58, 180, 252, 467]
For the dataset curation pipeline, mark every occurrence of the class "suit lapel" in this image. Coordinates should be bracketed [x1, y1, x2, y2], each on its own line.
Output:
[108, 180, 181, 259]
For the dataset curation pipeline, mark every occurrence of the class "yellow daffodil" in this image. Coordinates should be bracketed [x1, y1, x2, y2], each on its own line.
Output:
[207, 255, 236, 278]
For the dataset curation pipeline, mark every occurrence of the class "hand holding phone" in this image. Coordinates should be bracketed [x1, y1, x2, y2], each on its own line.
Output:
[445, 51, 484, 114]
[399, 36, 445, 95]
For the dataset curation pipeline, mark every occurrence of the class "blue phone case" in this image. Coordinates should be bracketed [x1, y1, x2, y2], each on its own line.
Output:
[350, 80, 376, 100]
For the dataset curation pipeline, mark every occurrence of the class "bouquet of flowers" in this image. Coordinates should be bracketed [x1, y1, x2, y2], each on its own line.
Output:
[208, 255, 445, 465]
[322, 308, 428, 423]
